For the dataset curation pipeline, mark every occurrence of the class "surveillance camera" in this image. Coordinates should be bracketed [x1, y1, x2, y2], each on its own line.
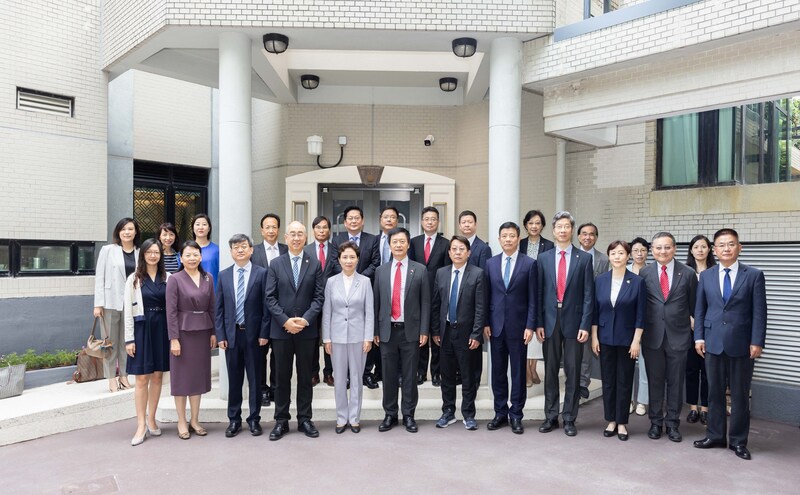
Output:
[424, 135, 435, 146]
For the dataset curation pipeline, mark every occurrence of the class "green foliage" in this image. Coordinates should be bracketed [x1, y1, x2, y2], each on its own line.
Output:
[1, 349, 78, 371]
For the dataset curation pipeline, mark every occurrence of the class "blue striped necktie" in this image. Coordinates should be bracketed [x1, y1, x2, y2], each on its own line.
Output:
[235, 267, 245, 324]
[292, 256, 301, 287]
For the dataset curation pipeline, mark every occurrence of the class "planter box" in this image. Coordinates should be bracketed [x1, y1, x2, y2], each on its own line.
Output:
[24, 365, 77, 389]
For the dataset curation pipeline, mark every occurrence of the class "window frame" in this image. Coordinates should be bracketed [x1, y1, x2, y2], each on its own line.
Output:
[1, 240, 95, 277]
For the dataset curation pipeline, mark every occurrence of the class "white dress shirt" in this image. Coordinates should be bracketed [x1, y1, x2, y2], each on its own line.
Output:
[343, 272, 355, 297]
[263, 241, 281, 265]
[718, 261, 739, 295]
[503, 251, 519, 283]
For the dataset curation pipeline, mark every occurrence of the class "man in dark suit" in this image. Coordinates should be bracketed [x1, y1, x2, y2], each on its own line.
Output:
[431, 235, 484, 430]
[215, 234, 270, 437]
[536, 211, 594, 437]
[305, 215, 340, 387]
[484, 222, 537, 434]
[577, 222, 610, 399]
[640, 231, 697, 443]
[332, 205, 382, 389]
[250, 213, 287, 407]
[265, 221, 326, 441]
[373, 227, 430, 433]
[693, 229, 767, 460]
[410, 206, 451, 386]
[458, 210, 491, 270]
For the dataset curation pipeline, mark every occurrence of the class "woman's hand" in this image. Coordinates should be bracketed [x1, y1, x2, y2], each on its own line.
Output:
[93, 307, 104, 318]
[171, 339, 181, 357]
[210, 335, 217, 349]
[324, 342, 332, 355]
[362, 341, 372, 353]
[126, 343, 136, 358]
[629, 340, 640, 359]
[592, 336, 600, 356]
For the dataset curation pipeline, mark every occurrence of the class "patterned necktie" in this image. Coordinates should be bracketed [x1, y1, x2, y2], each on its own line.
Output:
[382, 235, 390, 264]
[557, 251, 566, 302]
[350, 236, 358, 246]
[292, 256, 300, 288]
[660, 265, 670, 300]
[503, 256, 512, 288]
[318, 243, 326, 270]
[424, 237, 432, 263]
[235, 267, 245, 325]
[722, 268, 732, 304]
[448, 269, 459, 323]
[391, 262, 402, 319]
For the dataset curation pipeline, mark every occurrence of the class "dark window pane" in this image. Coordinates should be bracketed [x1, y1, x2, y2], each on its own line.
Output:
[20, 245, 70, 273]
[174, 189, 204, 244]
[134, 186, 166, 241]
[0, 244, 9, 272]
[77, 245, 95, 271]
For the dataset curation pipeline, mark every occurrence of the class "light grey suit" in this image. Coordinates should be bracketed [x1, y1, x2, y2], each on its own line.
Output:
[321, 273, 374, 425]
[581, 247, 610, 388]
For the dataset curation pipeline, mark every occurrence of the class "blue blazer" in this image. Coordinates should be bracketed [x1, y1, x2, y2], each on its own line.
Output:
[694, 263, 767, 358]
[468, 237, 492, 270]
[593, 271, 647, 347]
[485, 253, 537, 339]
[214, 263, 271, 347]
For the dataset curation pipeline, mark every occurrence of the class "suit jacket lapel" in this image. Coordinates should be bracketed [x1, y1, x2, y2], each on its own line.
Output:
[114, 246, 126, 280]
[280, 255, 296, 290]
[617, 271, 632, 302]
[725, 264, 746, 306]
[564, 248, 581, 290]
[667, 263, 685, 302]
[297, 253, 310, 289]
[404, 263, 416, 304]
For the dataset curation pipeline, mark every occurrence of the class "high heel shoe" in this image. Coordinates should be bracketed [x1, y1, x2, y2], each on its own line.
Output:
[147, 424, 162, 437]
[188, 424, 208, 436]
[108, 378, 119, 393]
[131, 429, 148, 446]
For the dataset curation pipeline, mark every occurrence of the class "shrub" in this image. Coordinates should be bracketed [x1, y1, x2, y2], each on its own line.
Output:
[1, 349, 79, 370]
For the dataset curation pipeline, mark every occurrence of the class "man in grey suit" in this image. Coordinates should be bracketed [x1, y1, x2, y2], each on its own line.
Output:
[373, 227, 430, 433]
[577, 222, 610, 399]
[536, 211, 594, 437]
[640, 231, 697, 443]
[431, 235, 485, 430]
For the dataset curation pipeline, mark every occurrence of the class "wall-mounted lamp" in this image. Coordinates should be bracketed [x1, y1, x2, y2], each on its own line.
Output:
[301, 74, 320, 90]
[452, 37, 477, 58]
[308, 135, 346, 169]
[262, 33, 289, 54]
[439, 77, 457, 92]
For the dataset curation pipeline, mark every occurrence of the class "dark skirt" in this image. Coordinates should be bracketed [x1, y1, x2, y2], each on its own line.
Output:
[170, 329, 212, 396]
[126, 278, 170, 375]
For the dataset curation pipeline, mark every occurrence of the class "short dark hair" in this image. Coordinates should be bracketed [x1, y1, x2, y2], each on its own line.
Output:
[157, 222, 180, 249]
[686, 234, 716, 270]
[421, 206, 439, 219]
[577, 222, 598, 236]
[458, 210, 477, 223]
[311, 215, 330, 229]
[190, 213, 213, 239]
[651, 231, 676, 245]
[498, 221, 520, 236]
[552, 211, 575, 228]
[449, 235, 471, 251]
[387, 227, 410, 244]
[337, 240, 360, 259]
[380, 206, 400, 218]
[630, 236, 650, 251]
[523, 210, 546, 228]
[713, 228, 739, 242]
[112, 217, 140, 247]
[228, 233, 253, 248]
[343, 206, 364, 219]
[606, 240, 630, 256]
[260, 213, 281, 228]
[178, 240, 208, 277]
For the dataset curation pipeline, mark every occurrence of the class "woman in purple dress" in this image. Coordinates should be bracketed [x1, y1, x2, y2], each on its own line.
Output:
[166, 240, 217, 440]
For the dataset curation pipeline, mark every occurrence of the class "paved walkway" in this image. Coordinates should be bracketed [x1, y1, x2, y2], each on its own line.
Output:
[1, 399, 798, 495]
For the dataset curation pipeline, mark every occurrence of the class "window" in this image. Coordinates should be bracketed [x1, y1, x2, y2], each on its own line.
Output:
[0, 241, 95, 277]
[657, 98, 800, 188]
[16, 87, 74, 117]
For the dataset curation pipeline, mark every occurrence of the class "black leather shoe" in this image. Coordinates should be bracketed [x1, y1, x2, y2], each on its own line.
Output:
[699, 411, 708, 425]
[378, 415, 398, 432]
[579, 386, 590, 399]
[487, 416, 509, 431]
[261, 391, 271, 407]
[667, 427, 682, 442]
[618, 431, 629, 441]
[648, 424, 663, 439]
[603, 425, 617, 437]
[335, 425, 347, 434]
[248, 421, 262, 436]
[403, 416, 418, 433]
[225, 422, 241, 438]
[363, 374, 379, 389]
[693, 437, 727, 449]
[311, 374, 320, 386]
[269, 422, 289, 441]
[564, 421, 577, 436]
[538, 418, 559, 433]
[686, 410, 700, 423]
[323, 374, 334, 387]
[350, 424, 361, 434]
[416, 372, 426, 385]
[431, 374, 441, 387]
[730, 444, 751, 460]
[298, 420, 319, 438]
[510, 418, 524, 434]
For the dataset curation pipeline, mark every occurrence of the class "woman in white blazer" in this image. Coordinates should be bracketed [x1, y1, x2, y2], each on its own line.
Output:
[321, 241, 374, 434]
[94, 217, 140, 392]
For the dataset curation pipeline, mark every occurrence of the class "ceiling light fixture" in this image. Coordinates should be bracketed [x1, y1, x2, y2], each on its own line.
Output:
[439, 77, 457, 92]
[262, 33, 289, 54]
[452, 37, 477, 58]
[301, 74, 320, 90]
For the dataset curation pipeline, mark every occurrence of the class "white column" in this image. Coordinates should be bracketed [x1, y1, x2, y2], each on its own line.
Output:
[218, 32, 252, 400]
[488, 37, 522, 253]
[555, 138, 567, 212]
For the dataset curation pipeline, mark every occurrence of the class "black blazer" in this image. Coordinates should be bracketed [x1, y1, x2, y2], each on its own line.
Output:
[265, 252, 326, 340]
[332, 231, 381, 280]
[373, 259, 430, 343]
[593, 270, 647, 347]
[431, 263, 485, 343]
[519, 237, 555, 258]
[467, 237, 492, 270]
[303, 241, 341, 280]
[409, 233, 451, 293]
[537, 245, 595, 339]
[214, 263, 271, 346]
[251, 242, 287, 268]
[640, 260, 697, 352]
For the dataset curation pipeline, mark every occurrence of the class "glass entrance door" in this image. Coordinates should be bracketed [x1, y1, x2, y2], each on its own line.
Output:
[319, 184, 424, 237]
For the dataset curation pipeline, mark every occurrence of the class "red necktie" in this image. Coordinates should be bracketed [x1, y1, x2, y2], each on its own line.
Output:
[660, 265, 670, 300]
[391, 262, 402, 319]
[557, 250, 566, 302]
[318, 243, 326, 270]
[424, 237, 432, 263]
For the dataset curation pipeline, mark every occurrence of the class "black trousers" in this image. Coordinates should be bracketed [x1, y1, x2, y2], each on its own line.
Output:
[224, 334, 264, 424]
[489, 332, 527, 420]
[599, 344, 635, 425]
[312, 342, 333, 377]
[260, 342, 276, 393]
[706, 352, 753, 447]
[418, 338, 440, 378]
[642, 339, 687, 428]
[379, 325, 420, 418]
[272, 336, 316, 423]
[543, 311, 583, 422]
[685, 347, 708, 407]
[439, 323, 480, 419]
[364, 345, 382, 379]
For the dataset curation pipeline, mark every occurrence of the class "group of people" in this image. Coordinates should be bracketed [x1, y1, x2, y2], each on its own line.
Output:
[94, 206, 767, 461]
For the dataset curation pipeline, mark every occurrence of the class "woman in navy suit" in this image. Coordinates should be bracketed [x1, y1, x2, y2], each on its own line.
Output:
[591, 240, 646, 441]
